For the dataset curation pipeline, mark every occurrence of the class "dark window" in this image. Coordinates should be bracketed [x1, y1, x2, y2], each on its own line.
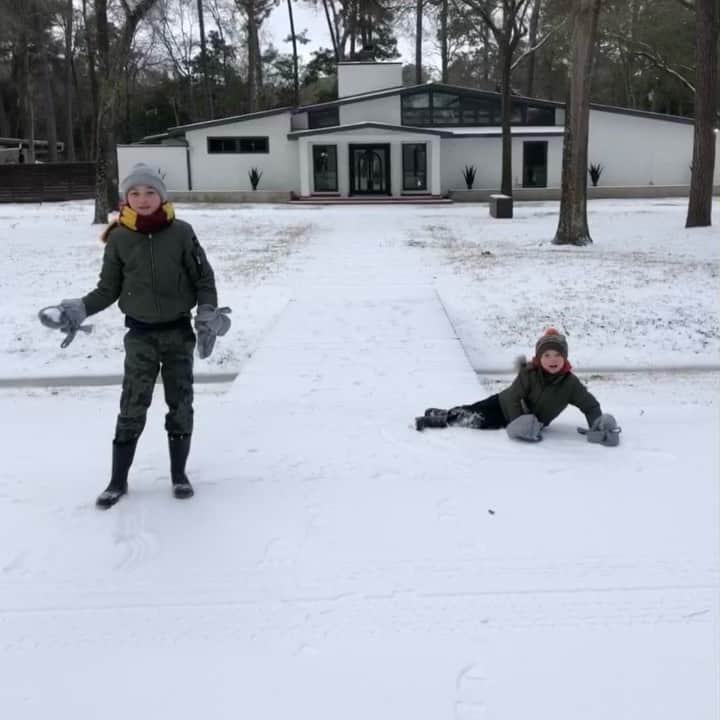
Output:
[432, 92, 461, 124]
[460, 96, 499, 125]
[525, 106, 555, 125]
[523, 141, 548, 187]
[207, 136, 269, 153]
[308, 107, 340, 129]
[401, 92, 431, 125]
[312, 145, 338, 192]
[402, 144, 427, 191]
[401, 89, 559, 128]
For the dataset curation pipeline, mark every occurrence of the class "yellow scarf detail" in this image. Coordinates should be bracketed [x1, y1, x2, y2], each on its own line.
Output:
[118, 201, 175, 231]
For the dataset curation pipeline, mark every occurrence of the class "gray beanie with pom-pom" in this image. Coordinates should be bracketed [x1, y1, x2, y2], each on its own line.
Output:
[120, 163, 168, 202]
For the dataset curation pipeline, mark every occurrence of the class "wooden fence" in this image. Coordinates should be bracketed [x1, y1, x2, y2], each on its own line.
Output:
[0, 162, 96, 202]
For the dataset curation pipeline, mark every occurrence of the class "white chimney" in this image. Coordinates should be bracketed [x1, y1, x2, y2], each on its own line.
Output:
[337, 62, 403, 99]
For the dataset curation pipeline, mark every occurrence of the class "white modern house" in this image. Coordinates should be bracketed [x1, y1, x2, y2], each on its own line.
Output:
[117, 61, 719, 201]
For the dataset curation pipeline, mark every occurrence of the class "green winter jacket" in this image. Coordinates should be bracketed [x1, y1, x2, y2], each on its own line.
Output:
[498, 361, 601, 427]
[82, 219, 217, 323]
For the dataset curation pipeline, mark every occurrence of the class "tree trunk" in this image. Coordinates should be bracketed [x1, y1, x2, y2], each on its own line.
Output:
[685, 0, 718, 228]
[23, 36, 36, 163]
[500, 43, 513, 196]
[64, 0, 75, 160]
[0, 90, 10, 137]
[553, 0, 602, 246]
[287, 0, 300, 105]
[440, 0, 448, 83]
[38, 42, 58, 162]
[197, 0, 215, 118]
[524, 0, 541, 97]
[247, 2, 258, 112]
[415, 0, 423, 83]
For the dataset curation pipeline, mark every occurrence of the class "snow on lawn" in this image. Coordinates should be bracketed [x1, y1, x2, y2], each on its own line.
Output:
[0, 198, 718, 719]
[1, 198, 717, 378]
[411, 198, 720, 370]
[1, 201, 315, 376]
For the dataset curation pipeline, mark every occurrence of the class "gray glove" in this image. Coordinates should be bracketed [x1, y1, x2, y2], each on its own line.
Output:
[38, 299, 92, 348]
[506, 414, 544, 442]
[577, 413, 621, 446]
[194, 304, 231, 359]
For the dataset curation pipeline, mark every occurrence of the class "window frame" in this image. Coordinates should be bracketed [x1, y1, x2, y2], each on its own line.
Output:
[402, 143, 428, 192]
[312, 144, 339, 192]
[206, 136, 270, 154]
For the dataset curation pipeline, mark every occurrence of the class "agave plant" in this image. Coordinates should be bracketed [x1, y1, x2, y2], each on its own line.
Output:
[248, 167, 263, 190]
[589, 162, 603, 187]
[462, 164, 477, 190]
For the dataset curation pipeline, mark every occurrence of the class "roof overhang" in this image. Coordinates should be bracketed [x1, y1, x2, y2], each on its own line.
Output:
[288, 122, 454, 140]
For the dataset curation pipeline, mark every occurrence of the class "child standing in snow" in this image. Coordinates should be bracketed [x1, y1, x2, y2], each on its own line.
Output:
[39, 163, 231, 508]
[416, 328, 620, 445]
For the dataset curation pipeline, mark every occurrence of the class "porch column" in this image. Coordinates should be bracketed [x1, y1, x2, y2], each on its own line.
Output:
[299, 138, 311, 197]
[430, 135, 441, 196]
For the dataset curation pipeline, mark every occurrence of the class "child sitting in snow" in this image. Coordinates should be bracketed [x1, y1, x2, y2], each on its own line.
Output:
[39, 163, 231, 508]
[415, 328, 620, 445]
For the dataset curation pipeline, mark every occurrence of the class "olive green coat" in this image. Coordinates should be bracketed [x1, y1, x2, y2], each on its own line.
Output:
[498, 362, 601, 427]
[82, 219, 217, 323]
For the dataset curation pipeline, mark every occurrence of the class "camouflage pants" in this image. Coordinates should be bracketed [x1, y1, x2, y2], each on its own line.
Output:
[114, 326, 195, 443]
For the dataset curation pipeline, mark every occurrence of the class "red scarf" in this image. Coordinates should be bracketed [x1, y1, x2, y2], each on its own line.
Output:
[118, 202, 175, 233]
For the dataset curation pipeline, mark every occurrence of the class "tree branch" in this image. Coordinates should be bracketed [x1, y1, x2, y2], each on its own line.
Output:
[511, 18, 566, 71]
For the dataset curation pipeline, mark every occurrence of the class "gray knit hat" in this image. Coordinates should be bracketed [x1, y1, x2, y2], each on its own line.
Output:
[120, 163, 168, 202]
[535, 328, 568, 358]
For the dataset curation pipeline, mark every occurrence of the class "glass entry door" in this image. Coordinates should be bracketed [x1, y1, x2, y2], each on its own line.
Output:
[349, 144, 391, 195]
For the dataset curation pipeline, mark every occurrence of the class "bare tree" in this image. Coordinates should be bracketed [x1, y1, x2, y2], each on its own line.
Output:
[197, 0, 215, 117]
[685, 0, 717, 228]
[463, 0, 533, 196]
[287, 0, 300, 105]
[415, 0, 424, 83]
[63, 0, 76, 160]
[92, 0, 160, 223]
[553, 0, 602, 246]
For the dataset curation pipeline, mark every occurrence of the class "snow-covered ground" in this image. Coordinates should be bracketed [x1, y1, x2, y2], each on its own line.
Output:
[1, 198, 718, 719]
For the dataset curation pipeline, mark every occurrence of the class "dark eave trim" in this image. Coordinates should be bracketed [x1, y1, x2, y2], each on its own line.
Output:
[168, 106, 293, 133]
[288, 122, 454, 139]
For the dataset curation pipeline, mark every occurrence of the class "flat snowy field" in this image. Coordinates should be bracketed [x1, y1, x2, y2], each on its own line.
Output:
[0, 198, 718, 719]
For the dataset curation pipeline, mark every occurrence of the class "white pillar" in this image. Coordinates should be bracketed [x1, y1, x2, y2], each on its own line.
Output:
[299, 138, 310, 197]
[431, 136, 441, 196]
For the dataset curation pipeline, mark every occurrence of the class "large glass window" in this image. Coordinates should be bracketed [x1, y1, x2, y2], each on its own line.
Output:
[401, 93, 431, 125]
[207, 136, 269, 153]
[461, 96, 499, 125]
[400, 90, 558, 128]
[525, 106, 555, 125]
[402, 143, 427, 191]
[312, 145, 338, 192]
[432, 92, 461, 124]
[308, 107, 340, 129]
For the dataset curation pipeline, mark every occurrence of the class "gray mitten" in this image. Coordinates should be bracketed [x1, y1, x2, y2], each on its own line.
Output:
[506, 414, 544, 442]
[194, 305, 232, 359]
[38, 299, 92, 348]
[577, 413, 621, 446]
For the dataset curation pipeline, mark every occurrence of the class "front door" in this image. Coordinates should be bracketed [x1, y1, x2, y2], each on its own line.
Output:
[349, 144, 391, 195]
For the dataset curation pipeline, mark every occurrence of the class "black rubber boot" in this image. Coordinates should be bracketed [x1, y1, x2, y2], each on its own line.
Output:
[96, 439, 138, 509]
[169, 434, 194, 499]
[416, 409, 449, 431]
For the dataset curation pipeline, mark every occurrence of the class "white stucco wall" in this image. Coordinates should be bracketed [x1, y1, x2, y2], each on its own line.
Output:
[440, 135, 563, 191]
[185, 112, 299, 192]
[588, 110, 696, 186]
[116, 145, 189, 192]
[339, 96, 401, 125]
[337, 63, 403, 98]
